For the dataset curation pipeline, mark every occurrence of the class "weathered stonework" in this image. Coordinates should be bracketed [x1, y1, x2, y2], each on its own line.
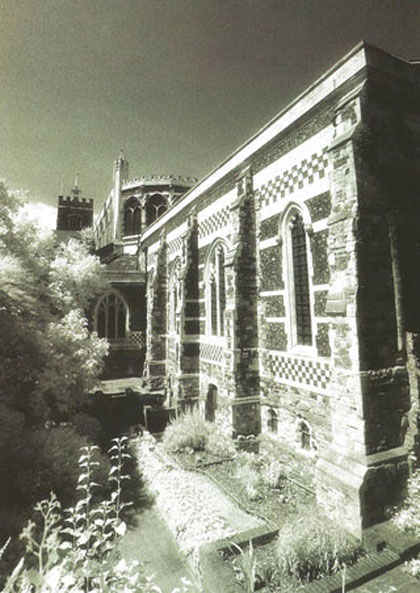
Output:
[94, 43, 420, 537]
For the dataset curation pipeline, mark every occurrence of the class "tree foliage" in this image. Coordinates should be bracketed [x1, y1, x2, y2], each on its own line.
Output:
[0, 181, 109, 425]
[0, 181, 111, 574]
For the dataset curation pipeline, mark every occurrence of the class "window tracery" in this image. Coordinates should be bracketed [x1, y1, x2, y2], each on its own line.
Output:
[206, 241, 226, 337]
[95, 291, 128, 339]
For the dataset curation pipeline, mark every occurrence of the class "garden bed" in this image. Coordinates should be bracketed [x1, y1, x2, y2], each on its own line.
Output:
[171, 448, 366, 592]
[173, 447, 316, 529]
[219, 518, 366, 593]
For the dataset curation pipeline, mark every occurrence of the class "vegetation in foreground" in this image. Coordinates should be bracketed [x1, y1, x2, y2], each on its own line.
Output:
[0, 182, 151, 581]
[274, 507, 364, 583]
[0, 439, 193, 593]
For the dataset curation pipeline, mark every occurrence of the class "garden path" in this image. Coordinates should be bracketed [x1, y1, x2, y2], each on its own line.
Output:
[135, 436, 265, 571]
[119, 508, 200, 593]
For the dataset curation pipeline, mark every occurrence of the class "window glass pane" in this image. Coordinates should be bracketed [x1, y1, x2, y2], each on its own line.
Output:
[291, 215, 312, 345]
[124, 209, 133, 236]
[146, 195, 167, 226]
[218, 249, 226, 336]
[211, 277, 218, 335]
[301, 423, 311, 449]
[133, 207, 141, 234]
[107, 304, 116, 338]
[117, 308, 126, 338]
[268, 409, 278, 433]
[97, 309, 106, 338]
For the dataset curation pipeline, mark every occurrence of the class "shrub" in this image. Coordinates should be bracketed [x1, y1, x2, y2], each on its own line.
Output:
[163, 409, 209, 452]
[162, 408, 235, 457]
[70, 411, 103, 443]
[259, 457, 285, 489]
[275, 507, 363, 582]
[234, 453, 264, 500]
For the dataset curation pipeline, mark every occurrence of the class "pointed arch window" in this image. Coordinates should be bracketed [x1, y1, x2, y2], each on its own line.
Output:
[169, 259, 181, 332]
[207, 242, 226, 337]
[123, 198, 142, 236]
[95, 292, 128, 339]
[298, 419, 312, 450]
[145, 194, 167, 227]
[267, 408, 278, 433]
[284, 209, 313, 347]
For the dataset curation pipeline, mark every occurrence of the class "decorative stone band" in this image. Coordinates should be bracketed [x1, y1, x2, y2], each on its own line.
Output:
[167, 235, 183, 255]
[128, 331, 146, 348]
[263, 350, 331, 393]
[198, 206, 230, 239]
[256, 147, 329, 210]
[200, 342, 224, 365]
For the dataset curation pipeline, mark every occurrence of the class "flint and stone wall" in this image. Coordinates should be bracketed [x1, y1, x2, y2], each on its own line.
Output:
[99, 44, 420, 537]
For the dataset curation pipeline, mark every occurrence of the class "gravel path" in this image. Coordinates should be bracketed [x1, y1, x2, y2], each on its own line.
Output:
[119, 508, 199, 593]
[135, 435, 264, 574]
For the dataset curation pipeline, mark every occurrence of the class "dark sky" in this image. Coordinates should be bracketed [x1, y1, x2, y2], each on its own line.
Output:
[2, 0, 420, 214]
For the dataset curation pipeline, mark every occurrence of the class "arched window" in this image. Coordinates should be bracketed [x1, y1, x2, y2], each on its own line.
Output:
[298, 419, 312, 450]
[68, 214, 82, 230]
[267, 408, 278, 433]
[123, 198, 141, 236]
[145, 194, 167, 227]
[95, 292, 128, 339]
[169, 259, 181, 332]
[207, 242, 226, 337]
[284, 208, 313, 347]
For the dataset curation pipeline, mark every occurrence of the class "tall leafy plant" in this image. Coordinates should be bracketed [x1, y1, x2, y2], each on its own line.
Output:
[1, 439, 193, 593]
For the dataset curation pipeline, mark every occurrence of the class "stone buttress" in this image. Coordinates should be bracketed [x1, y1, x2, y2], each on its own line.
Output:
[224, 168, 261, 436]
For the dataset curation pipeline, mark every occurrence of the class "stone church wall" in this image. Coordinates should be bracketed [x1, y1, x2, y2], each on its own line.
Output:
[103, 43, 420, 536]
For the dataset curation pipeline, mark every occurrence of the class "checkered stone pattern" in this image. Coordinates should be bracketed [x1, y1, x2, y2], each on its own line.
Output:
[266, 351, 331, 392]
[200, 342, 224, 364]
[258, 148, 329, 209]
[199, 207, 230, 239]
[129, 331, 146, 348]
[168, 235, 183, 255]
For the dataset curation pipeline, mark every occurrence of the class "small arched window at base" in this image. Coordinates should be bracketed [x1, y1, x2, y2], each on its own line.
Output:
[298, 419, 312, 450]
[267, 408, 278, 433]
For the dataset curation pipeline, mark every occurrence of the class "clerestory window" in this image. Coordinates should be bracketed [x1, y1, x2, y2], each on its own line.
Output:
[95, 291, 128, 339]
[123, 198, 142, 236]
[145, 194, 167, 227]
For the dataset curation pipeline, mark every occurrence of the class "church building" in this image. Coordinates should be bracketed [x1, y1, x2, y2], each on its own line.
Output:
[94, 42, 420, 536]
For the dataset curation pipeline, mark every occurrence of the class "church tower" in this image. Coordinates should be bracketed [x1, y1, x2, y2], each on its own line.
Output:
[56, 175, 94, 239]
